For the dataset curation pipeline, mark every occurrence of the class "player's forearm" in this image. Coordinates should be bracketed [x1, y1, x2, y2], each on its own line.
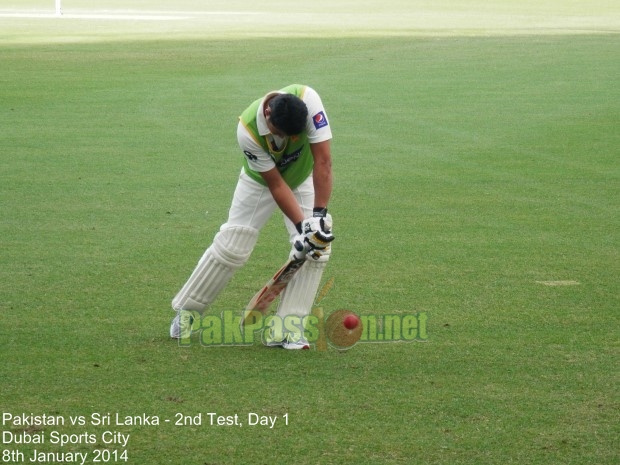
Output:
[259, 168, 304, 225]
[310, 141, 333, 209]
[271, 183, 305, 225]
[313, 163, 332, 210]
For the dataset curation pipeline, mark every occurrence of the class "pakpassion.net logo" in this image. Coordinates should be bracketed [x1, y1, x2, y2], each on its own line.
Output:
[176, 309, 428, 349]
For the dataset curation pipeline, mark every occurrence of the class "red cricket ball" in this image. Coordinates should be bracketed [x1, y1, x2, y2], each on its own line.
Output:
[343, 314, 359, 330]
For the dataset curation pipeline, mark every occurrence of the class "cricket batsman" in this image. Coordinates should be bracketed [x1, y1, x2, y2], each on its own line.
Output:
[169, 84, 334, 349]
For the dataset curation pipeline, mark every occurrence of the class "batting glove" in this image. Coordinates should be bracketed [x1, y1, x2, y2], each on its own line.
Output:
[302, 208, 333, 235]
[290, 234, 309, 261]
[299, 208, 334, 260]
[306, 229, 334, 248]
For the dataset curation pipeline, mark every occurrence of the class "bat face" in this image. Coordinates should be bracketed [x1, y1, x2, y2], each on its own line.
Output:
[241, 257, 306, 326]
[252, 258, 305, 311]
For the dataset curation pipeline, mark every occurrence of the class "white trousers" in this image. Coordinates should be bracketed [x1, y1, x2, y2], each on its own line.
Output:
[228, 170, 329, 324]
[226, 169, 315, 238]
[172, 170, 320, 314]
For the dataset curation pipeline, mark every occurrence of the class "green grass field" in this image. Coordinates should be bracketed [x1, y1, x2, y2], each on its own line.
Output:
[1, 1, 619, 464]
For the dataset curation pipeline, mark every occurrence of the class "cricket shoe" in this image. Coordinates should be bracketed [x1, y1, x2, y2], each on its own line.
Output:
[262, 329, 309, 350]
[282, 335, 310, 350]
[169, 311, 195, 339]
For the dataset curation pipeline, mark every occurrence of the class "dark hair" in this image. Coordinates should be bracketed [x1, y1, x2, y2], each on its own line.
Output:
[268, 94, 308, 136]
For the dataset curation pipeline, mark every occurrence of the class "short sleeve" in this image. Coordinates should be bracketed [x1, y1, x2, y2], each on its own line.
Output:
[236, 122, 276, 172]
[303, 87, 333, 144]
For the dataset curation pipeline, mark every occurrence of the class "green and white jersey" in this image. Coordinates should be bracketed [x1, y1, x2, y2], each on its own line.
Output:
[237, 84, 332, 189]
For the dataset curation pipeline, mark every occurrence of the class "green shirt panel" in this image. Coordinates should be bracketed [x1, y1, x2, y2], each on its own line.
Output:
[239, 84, 313, 189]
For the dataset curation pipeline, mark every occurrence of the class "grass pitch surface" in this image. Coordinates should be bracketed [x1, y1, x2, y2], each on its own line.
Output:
[1, 1, 619, 464]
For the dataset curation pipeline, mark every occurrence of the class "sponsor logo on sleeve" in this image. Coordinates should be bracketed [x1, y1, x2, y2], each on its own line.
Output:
[312, 111, 329, 130]
[243, 150, 258, 161]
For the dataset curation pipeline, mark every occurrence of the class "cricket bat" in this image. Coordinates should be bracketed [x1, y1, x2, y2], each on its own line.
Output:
[240, 257, 306, 326]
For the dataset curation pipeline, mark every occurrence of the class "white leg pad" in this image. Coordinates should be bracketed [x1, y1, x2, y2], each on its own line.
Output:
[276, 254, 329, 319]
[172, 225, 258, 313]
